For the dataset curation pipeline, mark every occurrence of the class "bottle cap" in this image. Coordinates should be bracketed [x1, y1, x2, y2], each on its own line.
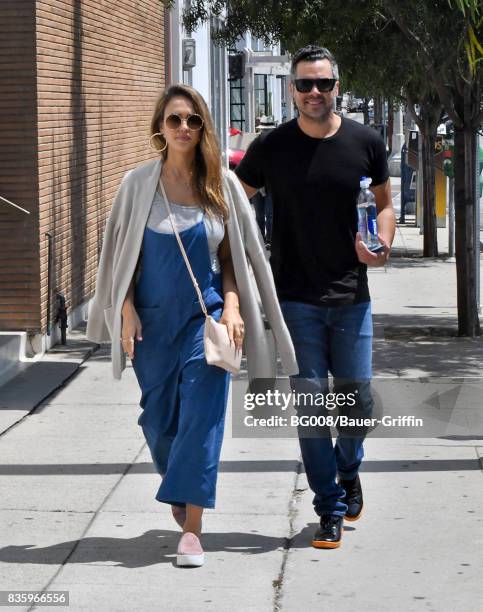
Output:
[359, 176, 372, 188]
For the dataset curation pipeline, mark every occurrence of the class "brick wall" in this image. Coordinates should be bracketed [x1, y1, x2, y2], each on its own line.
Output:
[0, 0, 40, 332]
[36, 0, 166, 334]
[0, 0, 166, 334]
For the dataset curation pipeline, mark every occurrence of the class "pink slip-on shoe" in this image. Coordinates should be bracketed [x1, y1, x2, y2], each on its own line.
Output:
[176, 532, 204, 567]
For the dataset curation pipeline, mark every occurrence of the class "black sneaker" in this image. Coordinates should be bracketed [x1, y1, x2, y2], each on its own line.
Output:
[312, 514, 343, 549]
[339, 474, 363, 521]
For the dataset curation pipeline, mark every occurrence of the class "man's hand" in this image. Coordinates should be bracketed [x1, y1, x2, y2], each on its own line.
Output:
[355, 232, 390, 267]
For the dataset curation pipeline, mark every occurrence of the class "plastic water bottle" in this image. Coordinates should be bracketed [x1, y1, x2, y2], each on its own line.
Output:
[357, 177, 384, 253]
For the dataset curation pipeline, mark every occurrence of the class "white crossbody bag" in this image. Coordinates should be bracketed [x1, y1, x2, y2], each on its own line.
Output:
[158, 179, 242, 375]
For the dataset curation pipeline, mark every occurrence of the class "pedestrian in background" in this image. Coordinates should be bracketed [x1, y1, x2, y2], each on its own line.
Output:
[87, 84, 298, 567]
[251, 116, 275, 246]
[236, 46, 395, 549]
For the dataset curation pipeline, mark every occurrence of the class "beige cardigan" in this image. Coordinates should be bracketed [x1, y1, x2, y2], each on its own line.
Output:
[86, 158, 298, 381]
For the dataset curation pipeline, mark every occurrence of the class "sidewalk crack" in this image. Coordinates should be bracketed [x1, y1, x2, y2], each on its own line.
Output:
[273, 459, 304, 612]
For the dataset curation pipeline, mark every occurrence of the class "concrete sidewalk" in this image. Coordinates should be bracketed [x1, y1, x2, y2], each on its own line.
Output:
[1, 225, 483, 611]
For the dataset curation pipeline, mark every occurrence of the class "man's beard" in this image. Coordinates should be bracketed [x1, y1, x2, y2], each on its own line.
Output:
[299, 98, 333, 123]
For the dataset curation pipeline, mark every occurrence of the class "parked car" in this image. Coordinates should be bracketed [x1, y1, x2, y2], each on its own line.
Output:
[228, 147, 245, 169]
[348, 97, 363, 112]
[228, 127, 258, 170]
[228, 126, 244, 169]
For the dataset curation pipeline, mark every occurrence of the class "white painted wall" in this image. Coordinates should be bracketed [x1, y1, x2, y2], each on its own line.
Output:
[190, 22, 210, 101]
[169, 3, 229, 159]
[169, 4, 183, 84]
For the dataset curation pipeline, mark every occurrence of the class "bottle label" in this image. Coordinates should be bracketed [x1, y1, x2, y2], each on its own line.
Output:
[368, 216, 377, 237]
[367, 206, 377, 238]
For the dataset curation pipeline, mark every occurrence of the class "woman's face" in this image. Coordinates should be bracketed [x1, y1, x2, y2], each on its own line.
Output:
[160, 96, 203, 156]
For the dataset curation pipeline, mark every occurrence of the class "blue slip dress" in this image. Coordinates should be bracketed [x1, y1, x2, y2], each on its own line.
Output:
[132, 215, 230, 509]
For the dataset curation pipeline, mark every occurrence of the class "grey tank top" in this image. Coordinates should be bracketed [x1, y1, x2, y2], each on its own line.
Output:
[146, 190, 225, 273]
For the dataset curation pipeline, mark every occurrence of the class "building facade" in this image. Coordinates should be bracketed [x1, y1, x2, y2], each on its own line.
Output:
[167, 2, 229, 163]
[0, 0, 167, 351]
[229, 36, 292, 133]
[0, 0, 292, 372]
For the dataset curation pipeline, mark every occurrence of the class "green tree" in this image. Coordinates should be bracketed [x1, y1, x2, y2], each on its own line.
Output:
[383, 0, 482, 335]
[173, 0, 481, 334]
[311, 10, 443, 257]
[448, 0, 483, 76]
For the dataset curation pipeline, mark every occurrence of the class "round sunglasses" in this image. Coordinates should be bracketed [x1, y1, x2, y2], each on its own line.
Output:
[164, 113, 204, 131]
[294, 78, 337, 93]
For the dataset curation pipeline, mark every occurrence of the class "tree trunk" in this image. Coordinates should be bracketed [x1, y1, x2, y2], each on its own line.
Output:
[454, 124, 481, 336]
[387, 102, 394, 157]
[404, 95, 440, 256]
[374, 95, 383, 125]
[421, 123, 438, 257]
[362, 97, 370, 125]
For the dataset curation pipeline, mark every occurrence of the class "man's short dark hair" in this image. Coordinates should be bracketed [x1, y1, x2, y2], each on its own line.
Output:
[290, 45, 339, 80]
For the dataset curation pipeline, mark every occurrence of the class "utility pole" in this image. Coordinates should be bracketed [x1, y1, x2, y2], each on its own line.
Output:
[475, 136, 481, 312]
[447, 177, 455, 261]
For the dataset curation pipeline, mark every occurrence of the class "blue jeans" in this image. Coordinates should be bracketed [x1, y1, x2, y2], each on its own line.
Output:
[280, 300, 373, 517]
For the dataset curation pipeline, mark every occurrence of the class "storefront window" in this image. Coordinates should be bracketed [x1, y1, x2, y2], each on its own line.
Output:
[229, 78, 245, 131]
[254, 74, 269, 119]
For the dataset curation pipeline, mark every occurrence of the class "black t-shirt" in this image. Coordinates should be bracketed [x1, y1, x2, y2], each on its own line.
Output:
[235, 117, 389, 306]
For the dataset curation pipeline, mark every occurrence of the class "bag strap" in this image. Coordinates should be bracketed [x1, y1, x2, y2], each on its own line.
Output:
[158, 177, 208, 317]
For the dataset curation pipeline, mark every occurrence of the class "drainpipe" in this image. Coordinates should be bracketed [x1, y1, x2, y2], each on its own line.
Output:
[45, 232, 53, 336]
[55, 294, 68, 345]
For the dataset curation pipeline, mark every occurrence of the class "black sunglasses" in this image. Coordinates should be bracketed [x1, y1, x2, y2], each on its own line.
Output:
[165, 113, 204, 131]
[294, 78, 337, 93]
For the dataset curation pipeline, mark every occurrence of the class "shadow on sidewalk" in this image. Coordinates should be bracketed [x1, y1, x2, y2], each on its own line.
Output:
[0, 529, 295, 568]
[0, 458, 479, 477]
[384, 257, 437, 269]
[372, 313, 483, 378]
[0, 362, 81, 411]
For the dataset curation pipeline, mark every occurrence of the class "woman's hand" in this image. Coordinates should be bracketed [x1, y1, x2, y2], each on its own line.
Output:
[220, 306, 244, 351]
[121, 301, 143, 359]
[218, 233, 243, 350]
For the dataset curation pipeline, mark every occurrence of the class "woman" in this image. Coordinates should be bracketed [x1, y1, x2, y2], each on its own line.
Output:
[87, 84, 298, 568]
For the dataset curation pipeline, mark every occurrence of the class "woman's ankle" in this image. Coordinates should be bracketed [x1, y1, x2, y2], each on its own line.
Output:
[183, 525, 201, 537]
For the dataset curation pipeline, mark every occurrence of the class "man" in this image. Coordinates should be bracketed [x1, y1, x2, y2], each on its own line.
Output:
[235, 45, 395, 549]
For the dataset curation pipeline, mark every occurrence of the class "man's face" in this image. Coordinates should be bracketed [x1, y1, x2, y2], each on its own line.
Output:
[290, 59, 339, 123]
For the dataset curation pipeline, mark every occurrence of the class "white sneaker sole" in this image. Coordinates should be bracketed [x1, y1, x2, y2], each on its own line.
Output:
[176, 552, 205, 567]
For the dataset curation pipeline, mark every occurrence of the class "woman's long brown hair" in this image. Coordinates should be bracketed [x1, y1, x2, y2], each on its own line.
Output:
[150, 84, 229, 220]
